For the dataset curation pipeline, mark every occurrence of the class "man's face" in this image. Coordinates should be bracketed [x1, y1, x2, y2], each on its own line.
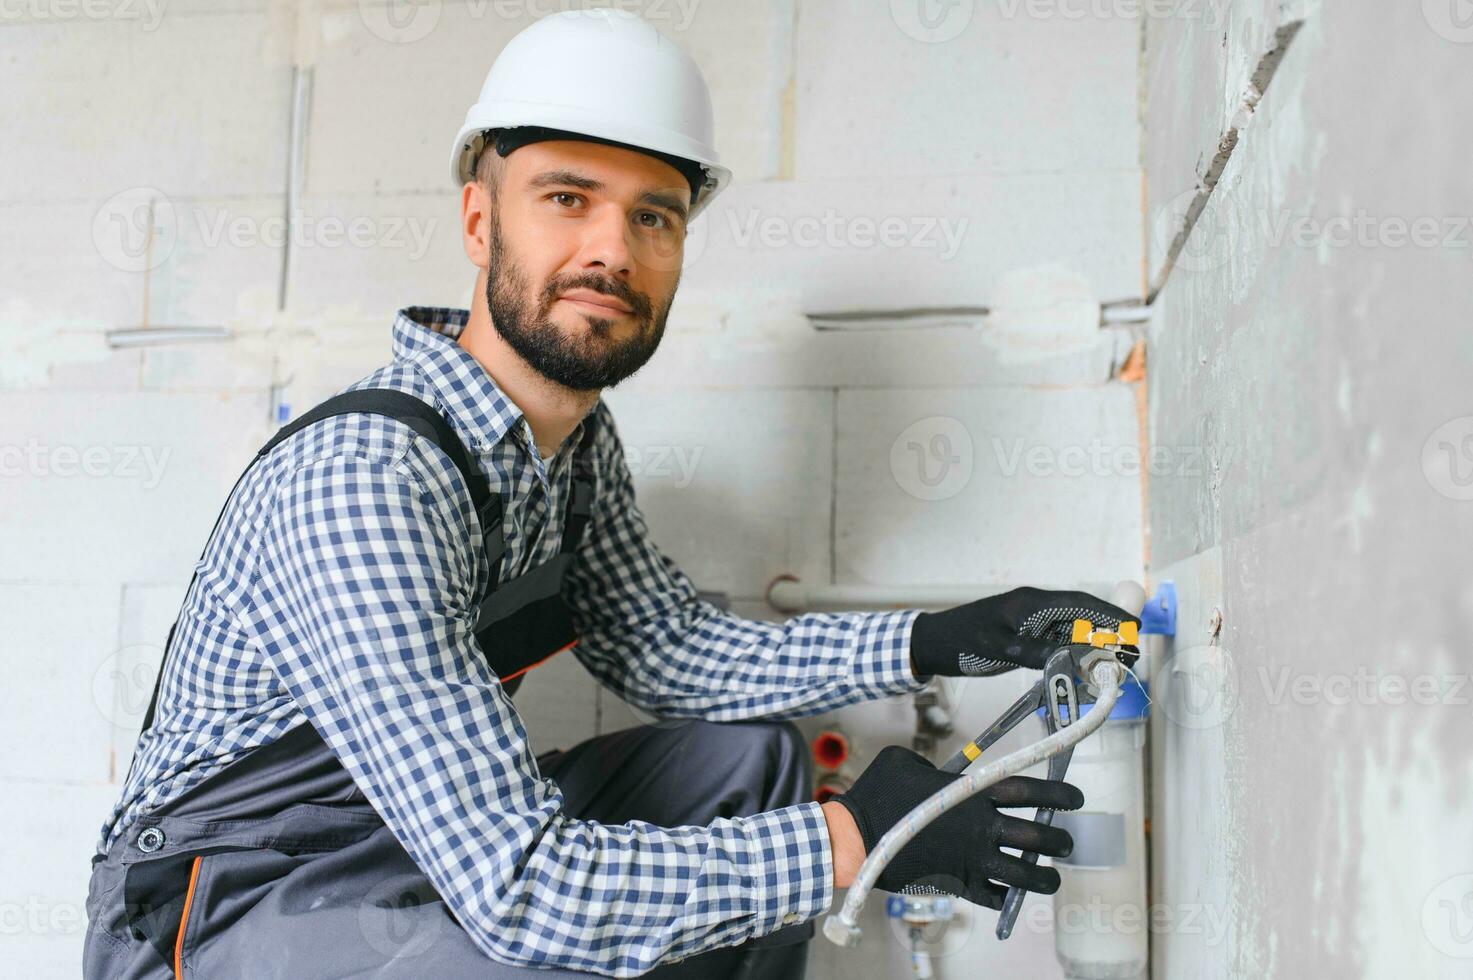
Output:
[482, 139, 689, 392]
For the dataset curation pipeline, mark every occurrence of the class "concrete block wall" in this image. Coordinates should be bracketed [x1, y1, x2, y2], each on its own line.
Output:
[1, 2, 1146, 977]
[1144, 1, 1473, 976]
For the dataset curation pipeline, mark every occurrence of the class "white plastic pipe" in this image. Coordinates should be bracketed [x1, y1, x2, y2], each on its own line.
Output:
[823, 659, 1126, 948]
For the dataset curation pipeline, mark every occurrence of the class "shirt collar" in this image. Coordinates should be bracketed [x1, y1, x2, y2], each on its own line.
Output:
[390, 306, 590, 462]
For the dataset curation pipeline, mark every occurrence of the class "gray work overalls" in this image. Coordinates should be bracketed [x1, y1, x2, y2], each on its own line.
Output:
[84, 390, 813, 979]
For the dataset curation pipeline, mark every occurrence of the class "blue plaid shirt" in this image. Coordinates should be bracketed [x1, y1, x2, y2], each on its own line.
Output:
[99, 307, 926, 975]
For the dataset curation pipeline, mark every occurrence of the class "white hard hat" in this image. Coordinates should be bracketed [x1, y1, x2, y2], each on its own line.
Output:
[450, 9, 731, 222]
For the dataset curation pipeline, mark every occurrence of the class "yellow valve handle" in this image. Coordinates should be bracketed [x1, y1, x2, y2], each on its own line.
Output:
[1070, 618, 1139, 647]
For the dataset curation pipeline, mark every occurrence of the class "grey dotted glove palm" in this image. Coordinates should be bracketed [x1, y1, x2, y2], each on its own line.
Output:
[910, 586, 1140, 678]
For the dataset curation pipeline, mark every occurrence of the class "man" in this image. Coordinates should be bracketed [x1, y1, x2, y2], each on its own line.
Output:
[84, 10, 1138, 979]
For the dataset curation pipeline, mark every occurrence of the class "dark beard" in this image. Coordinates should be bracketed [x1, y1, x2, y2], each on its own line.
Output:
[485, 209, 673, 392]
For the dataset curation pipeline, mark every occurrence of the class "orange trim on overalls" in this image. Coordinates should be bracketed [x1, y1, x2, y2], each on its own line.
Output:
[174, 855, 203, 980]
[500, 637, 580, 682]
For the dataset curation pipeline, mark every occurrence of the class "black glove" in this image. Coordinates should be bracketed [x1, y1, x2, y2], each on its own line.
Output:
[910, 586, 1140, 678]
[832, 745, 1082, 909]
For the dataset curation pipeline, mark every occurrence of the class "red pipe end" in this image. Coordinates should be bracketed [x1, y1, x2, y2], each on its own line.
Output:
[812, 730, 849, 770]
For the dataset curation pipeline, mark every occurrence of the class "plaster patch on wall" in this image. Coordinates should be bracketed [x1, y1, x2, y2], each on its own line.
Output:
[983, 265, 1102, 362]
[0, 320, 113, 388]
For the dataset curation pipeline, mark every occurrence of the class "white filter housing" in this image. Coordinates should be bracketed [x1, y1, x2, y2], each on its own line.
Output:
[1051, 711, 1149, 980]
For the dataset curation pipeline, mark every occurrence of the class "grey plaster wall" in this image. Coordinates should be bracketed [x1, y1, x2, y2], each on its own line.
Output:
[1144, 1, 1473, 976]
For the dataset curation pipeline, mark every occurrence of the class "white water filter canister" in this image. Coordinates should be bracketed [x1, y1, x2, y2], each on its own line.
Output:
[1049, 674, 1149, 980]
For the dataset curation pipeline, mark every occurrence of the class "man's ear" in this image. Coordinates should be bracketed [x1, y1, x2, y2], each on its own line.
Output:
[461, 180, 491, 267]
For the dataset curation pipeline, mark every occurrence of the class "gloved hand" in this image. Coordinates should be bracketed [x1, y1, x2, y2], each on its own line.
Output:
[910, 586, 1140, 678]
[832, 745, 1082, 908]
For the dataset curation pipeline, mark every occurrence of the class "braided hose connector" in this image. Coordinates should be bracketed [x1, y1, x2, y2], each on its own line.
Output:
[823, 659, 1126, 946]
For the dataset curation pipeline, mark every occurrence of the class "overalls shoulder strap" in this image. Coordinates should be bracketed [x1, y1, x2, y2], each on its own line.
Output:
[138, 388, 496, 735]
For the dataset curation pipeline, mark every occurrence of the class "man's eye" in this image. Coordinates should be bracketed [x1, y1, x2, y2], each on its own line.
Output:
[636, 211, 670, 230]
[551, 192, 581, 207]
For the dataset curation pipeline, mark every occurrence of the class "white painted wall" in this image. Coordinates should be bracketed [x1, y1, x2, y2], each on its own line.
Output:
[0, 2, 1146, 977]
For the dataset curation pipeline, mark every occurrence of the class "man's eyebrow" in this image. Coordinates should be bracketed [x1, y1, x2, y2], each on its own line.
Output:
[527, 169, 603, 192]
[526, 169, 689, 223]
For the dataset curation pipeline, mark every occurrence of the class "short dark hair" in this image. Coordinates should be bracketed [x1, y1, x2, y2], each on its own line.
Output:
[474, 133, 506, 193]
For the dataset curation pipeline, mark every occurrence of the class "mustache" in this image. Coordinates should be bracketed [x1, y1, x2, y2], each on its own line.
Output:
[543, 275, 652, 320]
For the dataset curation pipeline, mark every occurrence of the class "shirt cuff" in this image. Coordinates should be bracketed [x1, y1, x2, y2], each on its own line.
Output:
[740, 801, 835, 938]
[852, 609, 930, 696]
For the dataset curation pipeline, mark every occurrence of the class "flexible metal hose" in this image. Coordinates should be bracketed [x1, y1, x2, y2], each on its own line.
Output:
[823, 659, 1126, 947]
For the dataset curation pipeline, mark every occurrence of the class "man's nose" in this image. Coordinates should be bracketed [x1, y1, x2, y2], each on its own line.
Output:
[576, 205, 636, 278]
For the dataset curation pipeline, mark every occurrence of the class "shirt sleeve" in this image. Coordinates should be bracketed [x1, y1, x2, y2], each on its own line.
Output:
[563, 405, 931, 720]
[244, 448, 834, 977]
